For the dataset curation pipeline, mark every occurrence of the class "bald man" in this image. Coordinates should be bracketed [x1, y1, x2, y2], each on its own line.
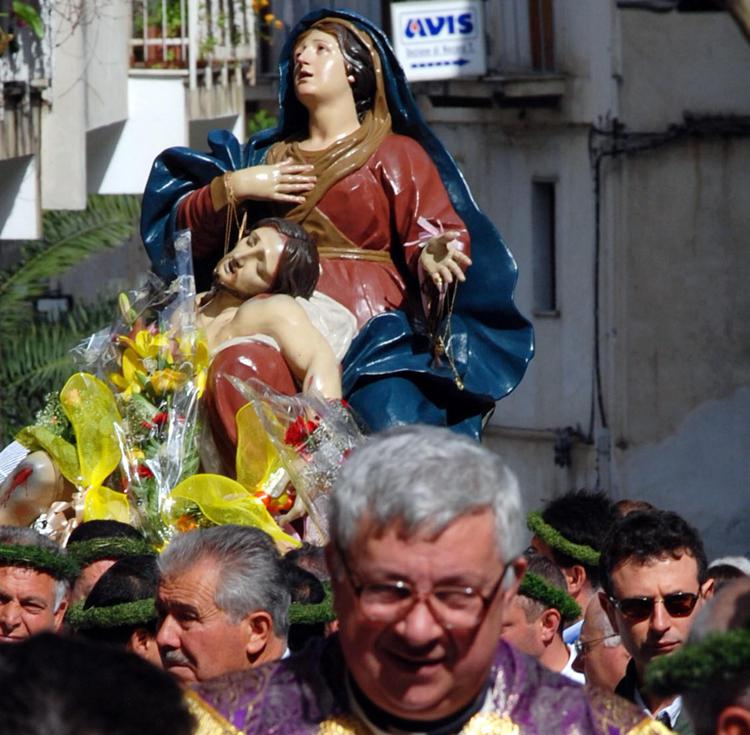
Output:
[572, 595, 630, 690]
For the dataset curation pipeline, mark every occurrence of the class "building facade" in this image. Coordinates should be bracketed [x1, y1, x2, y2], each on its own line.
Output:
[426, 1, 750, 558]
[2, 0, 747, 556]
[0, 0, 253, 238]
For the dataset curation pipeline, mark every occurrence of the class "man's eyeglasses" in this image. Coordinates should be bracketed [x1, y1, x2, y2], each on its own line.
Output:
[609, 591, 701, 622]
[574, 633, 620, 657]
[336, 547, 509, 630]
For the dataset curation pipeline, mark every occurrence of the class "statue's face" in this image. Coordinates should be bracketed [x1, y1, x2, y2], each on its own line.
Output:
[292, 29, 352, 106]
[213, 226, 285, 298]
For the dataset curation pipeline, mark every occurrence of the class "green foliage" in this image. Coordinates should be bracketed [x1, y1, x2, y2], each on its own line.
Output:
[248, 108, 277, 137]
[0, 194, 141, 338]
[11, 0, 44, 39]
[67, 535, 156, 567]
[526, 511, 602, 565]
[519, 571, 581, 623]
[646, 628, 750, 695]
[66, 598, 157, 631]
[0, 299, 116, 444]
[133, 0, 183, 36]
[0, 194, 141, 444]
[0, 542, 79, 580]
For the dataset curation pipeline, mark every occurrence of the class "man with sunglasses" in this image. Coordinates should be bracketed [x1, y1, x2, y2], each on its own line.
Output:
[193, 426, 666, 734]
[600, 510, 714, 734]
[644, 576, 750, 735]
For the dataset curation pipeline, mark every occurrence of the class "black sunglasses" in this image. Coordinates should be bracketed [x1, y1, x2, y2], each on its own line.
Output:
[609, 591, 700, 622]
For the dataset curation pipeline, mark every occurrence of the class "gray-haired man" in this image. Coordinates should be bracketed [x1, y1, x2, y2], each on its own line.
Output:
[192, 426, 665, 734]
[155, 524, 289, 683]
[0, 526, 74, 642]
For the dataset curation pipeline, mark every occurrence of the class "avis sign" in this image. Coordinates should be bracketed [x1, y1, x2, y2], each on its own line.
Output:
[391, 0, 486, 82]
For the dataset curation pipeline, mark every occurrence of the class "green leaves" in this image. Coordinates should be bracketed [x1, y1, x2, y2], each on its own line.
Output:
[0, 299, 116, 444]
[0, 194, 141, 338]
[11, 1, 43, 39]
[0, 194, 141, 444]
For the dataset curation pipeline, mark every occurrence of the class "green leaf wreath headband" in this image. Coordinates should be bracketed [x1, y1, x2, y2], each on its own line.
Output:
[66, 598, 157, 630]
[526, 511, 602, 566]
[519, 571, 582, 622]
[66, 536, 156, 567]
[645, 627, 750, 694]
[0, 544, 79, 581]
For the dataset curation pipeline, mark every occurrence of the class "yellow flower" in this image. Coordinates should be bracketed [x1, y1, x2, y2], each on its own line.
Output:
[274, 19, 283, 29]
[119, 330, 171, 361]
[263, 13, 274, 23]
[149, 368, 186, 395]
[178, 335, 209, 398]
[109, 347, 147, 397]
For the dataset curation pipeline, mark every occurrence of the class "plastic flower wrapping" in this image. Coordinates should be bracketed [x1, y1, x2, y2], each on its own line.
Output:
[11, 231, 364, 547]
[225, 377, 364, 545]
[15, 233, 207, 544]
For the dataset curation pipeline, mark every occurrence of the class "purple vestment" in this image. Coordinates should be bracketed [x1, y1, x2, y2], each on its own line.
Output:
[193, 637, 662, 734]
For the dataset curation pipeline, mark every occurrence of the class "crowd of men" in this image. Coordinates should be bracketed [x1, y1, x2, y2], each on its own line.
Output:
[0, 425, 747, 734]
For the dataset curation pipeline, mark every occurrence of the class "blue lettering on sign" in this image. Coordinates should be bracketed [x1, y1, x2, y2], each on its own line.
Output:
[458, 12, 473, 34]
[404, 11, 474, 39]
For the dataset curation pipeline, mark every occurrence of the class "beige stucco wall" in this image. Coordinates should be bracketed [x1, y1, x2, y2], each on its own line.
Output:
[423, 5, 750, 557]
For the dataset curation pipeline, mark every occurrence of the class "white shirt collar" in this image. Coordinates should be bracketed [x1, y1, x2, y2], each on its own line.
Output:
[634, 686, 683, 726]
[560, 644, 586, 685]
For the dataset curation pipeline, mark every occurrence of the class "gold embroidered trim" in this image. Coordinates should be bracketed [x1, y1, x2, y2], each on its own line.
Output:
[462, 712, 521, 735]
[184, 690, 243, 735]
[317, 715, 371, 735]
[625, 717, 673, 735]
[317, 712, 520, 734]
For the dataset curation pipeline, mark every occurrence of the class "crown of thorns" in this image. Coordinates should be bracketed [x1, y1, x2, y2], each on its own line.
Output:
[526, 511, 601, 565]
[0, 543, 79, 580]
[66, 536, 155, 567]
[66, 598, 157, 630]
[519, 571, 582, 621]
[645, 627, 750, 694]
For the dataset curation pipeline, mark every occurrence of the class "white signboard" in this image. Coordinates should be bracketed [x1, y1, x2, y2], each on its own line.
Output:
[391, 0, 486, 82]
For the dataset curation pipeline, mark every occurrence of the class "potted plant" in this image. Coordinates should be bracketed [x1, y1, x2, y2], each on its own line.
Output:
[0, 0, 44, 56]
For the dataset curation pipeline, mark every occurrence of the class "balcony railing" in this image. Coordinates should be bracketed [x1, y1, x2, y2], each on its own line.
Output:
[130, 0, 259, 89]
[0, 0, 48, 159]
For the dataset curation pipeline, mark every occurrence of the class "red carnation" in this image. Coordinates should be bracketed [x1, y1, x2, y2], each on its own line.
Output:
[284, 416, 318, 448]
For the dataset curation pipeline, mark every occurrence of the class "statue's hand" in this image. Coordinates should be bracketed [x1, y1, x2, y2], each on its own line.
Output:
[419, 231, 472, 291]
[231, 158, 316, 204]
